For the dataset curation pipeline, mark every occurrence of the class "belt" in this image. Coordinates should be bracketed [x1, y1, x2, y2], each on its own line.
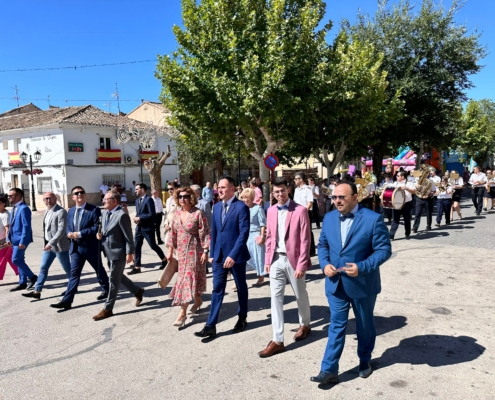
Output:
[276, 251, 287, 256]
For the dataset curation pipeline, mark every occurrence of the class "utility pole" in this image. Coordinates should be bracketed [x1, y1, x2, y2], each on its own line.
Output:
[12, 85, 19, 107]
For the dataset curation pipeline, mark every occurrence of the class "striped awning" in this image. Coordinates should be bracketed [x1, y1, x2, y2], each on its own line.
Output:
[8, 152, 22, 166]
[139, 151, 159, 160]
[97, 149, 121, 163]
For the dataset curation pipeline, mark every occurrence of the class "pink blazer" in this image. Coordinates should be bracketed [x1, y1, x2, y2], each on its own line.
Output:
[265, 200, 312, 271]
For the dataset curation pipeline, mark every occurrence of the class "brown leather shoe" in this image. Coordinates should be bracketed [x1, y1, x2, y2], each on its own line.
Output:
[293, 325, 311, 341]
[135, 288, 144, 307]
[258, 341, 285, 358]
[93, 309, 113, 321]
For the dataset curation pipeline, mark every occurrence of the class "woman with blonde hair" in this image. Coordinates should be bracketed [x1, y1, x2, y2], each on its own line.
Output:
[240, 188, 267, 286]
[166, 187, 210, 327]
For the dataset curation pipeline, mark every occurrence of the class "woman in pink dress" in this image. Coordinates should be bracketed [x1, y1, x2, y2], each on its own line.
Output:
[250, 178, 263, 206]
[0, 196, 19, 281]
[166, 187, 210, 327]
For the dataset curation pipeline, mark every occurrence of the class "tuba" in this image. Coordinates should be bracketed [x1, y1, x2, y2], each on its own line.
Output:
[415, 165, 434, 198]
[355, 172, 374, 202]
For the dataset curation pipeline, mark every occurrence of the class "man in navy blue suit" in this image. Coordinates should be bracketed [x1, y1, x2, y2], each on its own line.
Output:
[311, 181, 391, 384]
[6, 188, 37, 292]
[195, 176, 250, 338]
[50, 186, 110, 310]
[127, 183, 167, 275]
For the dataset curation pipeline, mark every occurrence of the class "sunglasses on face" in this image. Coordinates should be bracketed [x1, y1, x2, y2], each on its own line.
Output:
[331, 195, 348, 201]
[72, 191, 85, 196]
[168, 188, 174, 192]
[178, 195, 191, 200]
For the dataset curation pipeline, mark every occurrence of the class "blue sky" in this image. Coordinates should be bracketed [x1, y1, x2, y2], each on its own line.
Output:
[0, 0, 493, 114]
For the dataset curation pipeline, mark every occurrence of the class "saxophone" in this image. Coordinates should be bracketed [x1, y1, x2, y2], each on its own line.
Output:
[356, 172, 374, 202]
[415, 165, 433, 198]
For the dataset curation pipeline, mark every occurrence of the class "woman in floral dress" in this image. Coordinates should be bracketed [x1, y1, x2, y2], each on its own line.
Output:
[166, 187, 210, 327]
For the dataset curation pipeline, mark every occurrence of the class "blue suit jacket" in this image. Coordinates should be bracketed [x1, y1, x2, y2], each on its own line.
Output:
[210, 197, 250, 264]
[8, 203, 33, 246]
[318, 206, 392, 299]
[135, 195, 156, 231]
[67, 203, 101, 254]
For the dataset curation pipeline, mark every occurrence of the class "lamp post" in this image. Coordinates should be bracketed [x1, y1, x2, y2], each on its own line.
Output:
[234, 127, 244, 185]
[20, 150, 42, 211]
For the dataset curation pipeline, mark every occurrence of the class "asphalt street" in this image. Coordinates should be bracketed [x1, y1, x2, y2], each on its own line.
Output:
[0, 194, 494, 399]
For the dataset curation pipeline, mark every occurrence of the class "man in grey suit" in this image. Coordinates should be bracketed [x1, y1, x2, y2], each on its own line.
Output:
[22, 192, 71, 300]
[93, 190, 144, 321]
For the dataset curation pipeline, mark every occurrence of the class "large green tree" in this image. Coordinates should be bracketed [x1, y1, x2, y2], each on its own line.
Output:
[156, 0, 332, 186]
[345, 0, 485, 176]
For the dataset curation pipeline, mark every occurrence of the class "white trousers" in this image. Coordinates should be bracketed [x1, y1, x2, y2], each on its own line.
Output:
[270, 254, 311, 343]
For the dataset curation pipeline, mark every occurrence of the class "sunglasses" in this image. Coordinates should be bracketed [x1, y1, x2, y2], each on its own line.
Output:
[72, 191, 86, 196]
[331, 195, 348, 201]
[168, 188, 175, 192]
[178, 195, 191, 200]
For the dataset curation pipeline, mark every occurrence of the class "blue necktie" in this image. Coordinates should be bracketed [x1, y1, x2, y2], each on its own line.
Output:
[221, 202, 228, 224]
[339, 213, 354, 222]
[277, 205, 289, 211]
[106, 212, 111, 227]
[75, 207, 82, 231]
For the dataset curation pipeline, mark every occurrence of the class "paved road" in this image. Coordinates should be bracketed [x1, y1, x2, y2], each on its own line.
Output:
[0, 195, 493, 399]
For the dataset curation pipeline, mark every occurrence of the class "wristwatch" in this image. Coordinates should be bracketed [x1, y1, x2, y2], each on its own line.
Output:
[203, 249, 209, 254]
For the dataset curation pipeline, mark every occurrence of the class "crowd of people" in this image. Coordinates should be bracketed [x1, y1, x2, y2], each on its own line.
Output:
[0, 164, 492, 383]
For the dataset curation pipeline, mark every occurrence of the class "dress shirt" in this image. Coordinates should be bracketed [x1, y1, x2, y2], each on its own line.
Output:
[294, 185, 313, 208]
[393, 181, 416, 202]
[202, 186, 213, 202]
[73, 202, 87, 238]
[275, 199, 291, 253]
[450, 177, 464, 188]
[309, 184, 320, 197]
[44, 208, 54, 241]
[11, 200, 23, 222]
[221, 195, 235, 215]
[340, 203, 359, 247]
[99, 185, 109, 193]
[469, 172, 487, 188]
[430, 176, 441, 184]
[437, 186, 453, 199]
[153, 196, 163, 213]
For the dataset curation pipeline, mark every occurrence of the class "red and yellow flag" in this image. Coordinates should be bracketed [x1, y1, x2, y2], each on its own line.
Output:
[97, 149, 121, 162]
[139, 151, 159, 160]
[8, 152, 21, 165]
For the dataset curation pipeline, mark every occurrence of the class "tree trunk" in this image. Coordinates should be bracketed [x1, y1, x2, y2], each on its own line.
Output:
[416, 141, 424, 170]
[327, 141, 347, 177]
[372, 143, 387, 178]
[143, 145, 171, 195]
[215, 153, 224, 177]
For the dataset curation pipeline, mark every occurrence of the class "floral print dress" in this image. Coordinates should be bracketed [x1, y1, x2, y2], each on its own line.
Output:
[167, 207, 210, 306]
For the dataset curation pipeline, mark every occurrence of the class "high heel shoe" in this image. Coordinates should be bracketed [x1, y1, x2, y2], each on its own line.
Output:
[458, 213, 462, 220]
[173, 315, 187, 327]
[189, 302, 203, 314]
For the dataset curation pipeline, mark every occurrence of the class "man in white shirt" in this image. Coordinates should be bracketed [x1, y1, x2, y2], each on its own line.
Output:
[469, 166, 487, 215]
[435, 178, 453, 226]
[389, 172, 416, 240]
[308, 177, 321, 229]
[152, 190, 164, 245]
[293, 172, 315, 256]
[99, 182, 109, 204]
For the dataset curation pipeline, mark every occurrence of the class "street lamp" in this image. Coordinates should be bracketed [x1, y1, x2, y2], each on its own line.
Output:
[234, 127, 244, 185]
[20, 150, 42, 211]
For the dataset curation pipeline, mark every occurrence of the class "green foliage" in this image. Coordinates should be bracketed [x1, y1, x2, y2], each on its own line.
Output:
[454, 99, 495, 165]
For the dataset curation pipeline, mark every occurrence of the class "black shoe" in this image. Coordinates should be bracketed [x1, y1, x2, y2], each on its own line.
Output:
[389, 235, 395, 241]
[194, 325, 216, 338]
[310, 371, 339, 384]
[158, 240, 165, 245]
[413, 228, 418, 233]
[127, 263, 135, 270]
[61, 291, 66, 296]
[22, 291, 41, 299]
[159, 260, 167, 270]
[50, 301, 72, 310]
[476, 212, 480, 216]
[483, 207, 487, 211]
[10, 284, 27, 292]
[358, 362, 372, 378]
[233, 317, 247, 333]
[97, 292, 108, 301]
[405, 235, 410, 240]
[26, 275, 38, 290]
[435, 223, 440, 227]
[128, 268, 141, 275]
[426, 226, 432, 231]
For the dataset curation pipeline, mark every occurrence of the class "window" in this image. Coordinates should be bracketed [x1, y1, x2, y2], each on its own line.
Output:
[139, 173, 151, 187]
[102, 174, 125, 187]
[37, 177, 52, 194]
[2, 141, 7, 150]
[99, 137, 111, 149]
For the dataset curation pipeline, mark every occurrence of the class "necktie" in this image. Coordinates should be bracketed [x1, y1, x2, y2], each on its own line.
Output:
[106, 212, 111, 227]
[339, 213, 355, 222]
[138, 197, 143, 212]
[75, 207, 82, 231]
[11, 206, 16, 223]
[221, 202, 228, 224]
[277, 205, 289, 211]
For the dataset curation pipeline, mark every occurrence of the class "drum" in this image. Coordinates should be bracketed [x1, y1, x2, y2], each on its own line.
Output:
[381, 187, 406, 210]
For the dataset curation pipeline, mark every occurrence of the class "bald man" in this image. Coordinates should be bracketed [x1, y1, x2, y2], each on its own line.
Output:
[22, 192, 71, 300]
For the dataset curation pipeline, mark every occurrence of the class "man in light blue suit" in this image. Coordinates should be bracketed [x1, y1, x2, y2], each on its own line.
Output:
[195, 176, 250, 338]
[311, 181, 391, 384]
[6, 188, 37, 292]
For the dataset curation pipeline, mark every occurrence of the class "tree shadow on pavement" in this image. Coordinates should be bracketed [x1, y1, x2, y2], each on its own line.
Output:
[318, 334, 485, 390]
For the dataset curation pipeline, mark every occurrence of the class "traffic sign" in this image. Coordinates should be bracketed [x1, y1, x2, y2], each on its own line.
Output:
[264, 153, 279, 170]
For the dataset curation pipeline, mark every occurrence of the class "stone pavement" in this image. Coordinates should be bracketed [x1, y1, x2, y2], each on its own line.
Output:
[0, 196, 494, 399]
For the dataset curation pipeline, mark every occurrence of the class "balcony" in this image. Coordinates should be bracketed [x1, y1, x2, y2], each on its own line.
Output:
[96, 149, 122, 163]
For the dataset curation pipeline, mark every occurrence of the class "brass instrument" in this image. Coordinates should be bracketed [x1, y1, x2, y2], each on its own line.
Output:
[415, 164, 434, 198]
[321, 185, 333, 197]
[355, 172, 374, 202]
[487, 175, 494, 192]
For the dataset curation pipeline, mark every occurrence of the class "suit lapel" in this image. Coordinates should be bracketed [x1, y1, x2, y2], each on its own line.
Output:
[284, 200, 295, 237]
[334, 212, 343, 250]
[221, 198, 236, 229]
[342, 208, 363, 251]
[46, 205, 58, 228]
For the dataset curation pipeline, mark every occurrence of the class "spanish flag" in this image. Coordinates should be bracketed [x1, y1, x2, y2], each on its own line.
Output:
[8, 152, 21, 165]
[139, 151, 159, 160]
[97, 149, 121, 162]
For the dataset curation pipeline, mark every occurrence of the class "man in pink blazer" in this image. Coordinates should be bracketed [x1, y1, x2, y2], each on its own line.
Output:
[258, 177, 312, 358]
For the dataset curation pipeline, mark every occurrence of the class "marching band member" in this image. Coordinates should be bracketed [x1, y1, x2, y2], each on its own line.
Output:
[379, 174, 393, 223]
[389, 171, 416, 240]
[468, 166, 487, 216]
[449, 171, 464, 221]
[435, 178, 453, 227]
[483, 168, 495, 211]
[412, 169, 437, 233]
